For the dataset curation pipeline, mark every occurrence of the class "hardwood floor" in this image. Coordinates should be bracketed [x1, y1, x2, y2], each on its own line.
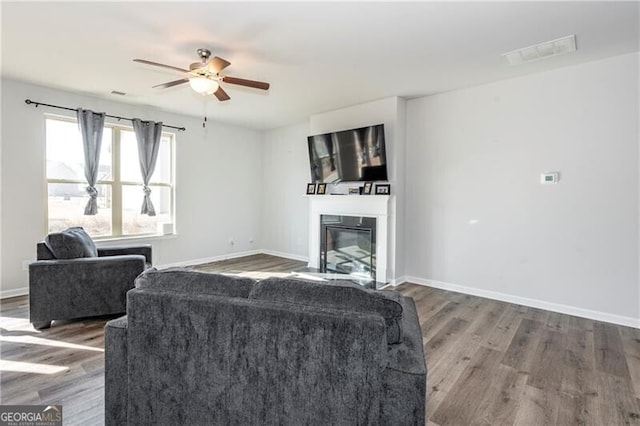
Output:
[191, 253, 312, 276]
[2, 254, 640, 425]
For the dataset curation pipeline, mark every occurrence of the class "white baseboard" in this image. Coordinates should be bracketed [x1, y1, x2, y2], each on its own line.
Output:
[156, 250, 262, 269]
[387, 275, 407, 287]
[0, 287, 28, 299]
[405, 276, 640, 329]
[259, 249, 309, 263]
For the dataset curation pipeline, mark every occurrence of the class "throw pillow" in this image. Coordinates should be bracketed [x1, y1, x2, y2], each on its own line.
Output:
[135, 267, 256, 298]
[44, 226, 98, 259]
[249, 277, 404, 344]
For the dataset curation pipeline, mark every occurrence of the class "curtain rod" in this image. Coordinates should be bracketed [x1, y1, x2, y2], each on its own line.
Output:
[24, 99, 186, 131]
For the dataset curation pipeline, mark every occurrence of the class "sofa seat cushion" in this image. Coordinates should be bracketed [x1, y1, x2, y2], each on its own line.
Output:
[135, 268, 255, 298]
[44, 226, 98, 259]
[249, 277, 404, 344]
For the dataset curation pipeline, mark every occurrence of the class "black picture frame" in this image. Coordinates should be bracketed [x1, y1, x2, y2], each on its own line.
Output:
[375, 183, 390, 195]
[363, 182, 373, 195]
[306, 183, 316, 195]
[317, 183, 327, 195]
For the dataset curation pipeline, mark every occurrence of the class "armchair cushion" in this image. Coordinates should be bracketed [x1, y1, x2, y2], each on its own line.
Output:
[249, 277, 404, 344]
[134, 268, 255, 298]
[44, 226, 97, 259]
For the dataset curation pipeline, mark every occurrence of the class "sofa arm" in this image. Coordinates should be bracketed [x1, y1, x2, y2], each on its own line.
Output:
[381, 296, 427, 425]
[29, 255, 146, 323]
[98, 245, 152, 265]
[105, 316, 128, 426]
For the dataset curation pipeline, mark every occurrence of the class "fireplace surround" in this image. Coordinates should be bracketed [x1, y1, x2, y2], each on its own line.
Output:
[308, 195, 391, 286]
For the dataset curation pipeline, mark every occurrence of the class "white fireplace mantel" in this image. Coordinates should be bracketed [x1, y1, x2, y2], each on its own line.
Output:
[307, 195, 391, 283]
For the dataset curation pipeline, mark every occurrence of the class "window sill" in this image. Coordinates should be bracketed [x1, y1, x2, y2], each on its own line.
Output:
[94, 234, 178, 245]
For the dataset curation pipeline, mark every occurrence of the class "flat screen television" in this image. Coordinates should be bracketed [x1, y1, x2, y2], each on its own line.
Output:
[307, 124, 388, 183]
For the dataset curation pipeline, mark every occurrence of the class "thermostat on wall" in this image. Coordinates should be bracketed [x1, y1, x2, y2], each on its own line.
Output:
[540, 172, 559, 184]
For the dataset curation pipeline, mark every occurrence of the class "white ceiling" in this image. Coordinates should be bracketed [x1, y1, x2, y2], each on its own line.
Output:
[2, 1, 638, 130]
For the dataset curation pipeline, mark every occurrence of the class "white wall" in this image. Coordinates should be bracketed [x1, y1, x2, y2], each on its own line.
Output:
[261, 121, 310, 260]
[1, 79, 263, 296]
[394, 100, 407, 280]
[406, 53, 640, 325]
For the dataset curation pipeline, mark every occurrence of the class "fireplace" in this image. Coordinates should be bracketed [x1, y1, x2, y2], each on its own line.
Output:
[307, 195, 391, 286]
[320, 215, 376, 281]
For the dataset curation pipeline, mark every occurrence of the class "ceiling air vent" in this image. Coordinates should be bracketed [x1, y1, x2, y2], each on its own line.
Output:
[502, 35, 577, 65]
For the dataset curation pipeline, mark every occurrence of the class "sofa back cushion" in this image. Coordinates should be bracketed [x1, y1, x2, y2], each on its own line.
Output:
[135, 267, 255, 298]
[44, 226, 98, 259]
[249, 277, 404, 344]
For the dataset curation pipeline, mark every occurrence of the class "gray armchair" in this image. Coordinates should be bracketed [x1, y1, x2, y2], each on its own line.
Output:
[29, 227, 151, 329]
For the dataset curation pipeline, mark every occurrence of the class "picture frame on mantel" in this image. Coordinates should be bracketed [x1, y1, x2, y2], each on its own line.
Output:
[306, 183, 316, 195]
[375, 183, 390, 195]
[363, 182, 373, 195]
[317, 183, 327, 195]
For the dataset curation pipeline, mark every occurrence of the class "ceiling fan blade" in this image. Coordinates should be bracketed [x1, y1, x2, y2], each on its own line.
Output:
[213, 86, 231, 101]
[223, 76, 270, 90]
[207, 56, 231, 74]
[134, 59, 189, 73]
[152, 78, 189, 89]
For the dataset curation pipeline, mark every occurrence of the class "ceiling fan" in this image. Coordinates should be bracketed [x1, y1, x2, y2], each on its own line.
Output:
[133, 48, 270, 101]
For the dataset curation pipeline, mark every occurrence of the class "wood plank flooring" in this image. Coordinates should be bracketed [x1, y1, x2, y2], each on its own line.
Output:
[1, 254, 639, 425]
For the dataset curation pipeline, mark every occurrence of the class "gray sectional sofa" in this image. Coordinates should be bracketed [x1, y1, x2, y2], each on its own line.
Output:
[105, 268, 426, 425]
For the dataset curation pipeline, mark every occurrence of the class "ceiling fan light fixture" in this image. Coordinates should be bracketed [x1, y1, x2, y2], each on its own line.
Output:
[189, 77, 219, 95]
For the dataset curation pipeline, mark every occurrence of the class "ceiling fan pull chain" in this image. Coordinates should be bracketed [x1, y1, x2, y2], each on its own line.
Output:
[202, 98, 208, 128]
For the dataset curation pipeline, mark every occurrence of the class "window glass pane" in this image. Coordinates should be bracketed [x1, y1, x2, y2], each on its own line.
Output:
[46, 118, 113, 181]
[155, 136, 172, 183]
[122, 184, 172, 235]
[48, 183, 112, 237]
[120, 131, 172, 184]
[120, 130, 141, 182]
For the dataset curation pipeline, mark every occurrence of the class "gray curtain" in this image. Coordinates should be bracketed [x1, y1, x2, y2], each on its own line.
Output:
[132, 119, 163, 216]
[77, 109, 106, 215]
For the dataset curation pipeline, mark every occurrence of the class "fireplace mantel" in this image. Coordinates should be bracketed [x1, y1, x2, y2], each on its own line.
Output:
[307, 195, 391, 283]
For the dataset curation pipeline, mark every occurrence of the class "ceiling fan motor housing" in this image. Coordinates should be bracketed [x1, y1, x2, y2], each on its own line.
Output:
[197, 48, 211, 62]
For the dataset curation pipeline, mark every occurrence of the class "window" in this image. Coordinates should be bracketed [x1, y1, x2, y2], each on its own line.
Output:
[45, 116, 175, 239]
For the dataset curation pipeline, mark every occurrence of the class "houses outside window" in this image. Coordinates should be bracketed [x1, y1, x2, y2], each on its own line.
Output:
[45, 116, 175, 238]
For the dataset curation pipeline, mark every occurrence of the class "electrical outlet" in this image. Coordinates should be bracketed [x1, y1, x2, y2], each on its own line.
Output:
[249, 237, 254, 244]
[228, 238, 235, 247]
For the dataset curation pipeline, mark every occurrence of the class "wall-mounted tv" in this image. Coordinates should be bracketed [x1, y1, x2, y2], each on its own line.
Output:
[307, 124, 388, 183]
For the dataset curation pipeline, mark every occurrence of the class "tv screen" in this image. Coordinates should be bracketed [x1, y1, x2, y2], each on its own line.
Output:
[307, 124, 388, 183]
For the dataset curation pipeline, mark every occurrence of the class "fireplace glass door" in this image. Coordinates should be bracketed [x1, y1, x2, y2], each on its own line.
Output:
[320, 215, 376, 281]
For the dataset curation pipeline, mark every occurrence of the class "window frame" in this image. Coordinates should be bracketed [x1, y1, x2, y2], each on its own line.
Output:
[44, 114, 176, 240]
